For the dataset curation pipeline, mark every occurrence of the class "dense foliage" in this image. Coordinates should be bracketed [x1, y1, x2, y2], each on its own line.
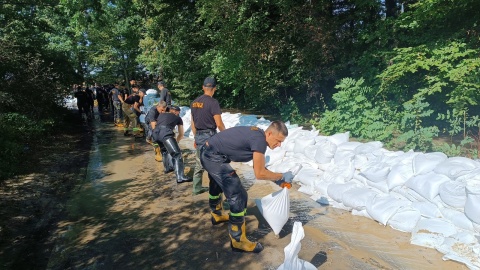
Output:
[1, 0, 480, 178]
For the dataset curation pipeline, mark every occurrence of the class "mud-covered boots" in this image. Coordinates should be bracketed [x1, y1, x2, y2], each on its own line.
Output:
[162, 150, 174, 173]
[210, 194, 229, 225]
[153, 144, 162, 162]
[228, 217, 263, 253]
[164, 137, 192, 183]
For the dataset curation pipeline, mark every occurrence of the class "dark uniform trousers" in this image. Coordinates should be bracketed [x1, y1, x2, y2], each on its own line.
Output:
[192, 129, 217, 193]
[200, 144, 248, 223]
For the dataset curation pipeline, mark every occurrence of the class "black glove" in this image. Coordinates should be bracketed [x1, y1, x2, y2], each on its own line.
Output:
[274, 179, 285, 186]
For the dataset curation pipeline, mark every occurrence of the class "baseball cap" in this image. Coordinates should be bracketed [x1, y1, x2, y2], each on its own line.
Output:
[157, 81, 165, 86]
[169, 105, 180, 111]
[203, 77, 216, 87]
[139, 88, 146, 94]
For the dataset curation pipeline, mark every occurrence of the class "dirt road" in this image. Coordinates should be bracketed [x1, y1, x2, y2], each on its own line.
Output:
[45, 118, 467, 270]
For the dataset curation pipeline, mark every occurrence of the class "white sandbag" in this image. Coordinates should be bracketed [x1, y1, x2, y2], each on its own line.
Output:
[321, 160, 355, 184]
[314, 140, 337, 164]
[353, 150, 384, 171]
[437, 235, 480, 270]
[410, 218, 458, 248]
[438, 181, 467, 209]
[387, 206, 422, 233]
[359, 163, 390, 183]
[256, 188, 290, 236]
[327, 182, 358, 203]
[295, 167, 323, 187]
[333, 149, 355, 166]
[353, 173, 368, 185]
[366, 194, 410, 225]
[265, 148, 287, 166]
[464, 182, 480, 225]
[456, 167, 480, 183]
[434, 157, 480, 180]
[386, 163, 415, 190]
[341, 187, 378, 210]
[411, 201, 443, 218]
[329, 200, 352, 211]
[313, 180, 330, 197]
[388, 150, 420, 166]
[314, 135, 328, 144]
[354, 141, 383, 154]
[327, 131, 350, 146]
[391, 186, 426, 202]
[365, 179, 389, 194]
[304, 144, 321, 161]
[293, 136, 315, 154]
[268, 159, 303, 174]
[413, 152, 448, 175]
[297, 184, 315, 196]
[405, 171, 451, 201]
[439, 207, 475, 232]
[336, 141, 362, 152]
[351, 209, 373, 219]
[277, 222, 317, 270]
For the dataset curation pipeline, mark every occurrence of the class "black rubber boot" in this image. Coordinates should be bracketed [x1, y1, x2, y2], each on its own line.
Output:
[162, 151, 174, 173]
[164, 138, 192, 183]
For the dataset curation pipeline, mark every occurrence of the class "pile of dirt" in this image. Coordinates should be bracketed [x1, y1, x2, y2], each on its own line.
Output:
[0, 115, 93, 269]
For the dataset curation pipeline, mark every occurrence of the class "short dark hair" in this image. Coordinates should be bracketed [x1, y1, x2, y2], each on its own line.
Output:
[266, 121, 288, 137]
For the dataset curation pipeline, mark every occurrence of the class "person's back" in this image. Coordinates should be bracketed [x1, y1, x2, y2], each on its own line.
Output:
[190, 77, 225, 195]
[157, 81, 171, 105]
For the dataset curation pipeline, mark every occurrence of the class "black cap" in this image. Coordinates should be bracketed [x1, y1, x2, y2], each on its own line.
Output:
[139, 88, 146, 94]
[203, 77, 216, 87]
[169, 105, 180, 111]
[157, 81, 165, 86]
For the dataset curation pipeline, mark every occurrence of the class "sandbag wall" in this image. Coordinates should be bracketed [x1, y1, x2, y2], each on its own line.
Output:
[264, 128, 480, 270]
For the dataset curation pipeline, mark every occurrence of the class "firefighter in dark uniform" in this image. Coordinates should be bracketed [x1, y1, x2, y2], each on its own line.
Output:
[122, 86, 145, 137]
[111, 83, 125, 126]
[157, 81, 171, 106]
[190, 77, 226, 195]
[200, 121, 294, 253]
[145, 101, 168, 161]
[152, 105, 192, 183]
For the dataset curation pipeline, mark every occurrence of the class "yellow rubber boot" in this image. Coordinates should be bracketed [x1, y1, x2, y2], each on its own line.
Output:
[211, 200, 229, 225]
[228, 220, 263, 253]
[154, 146, 162, 162]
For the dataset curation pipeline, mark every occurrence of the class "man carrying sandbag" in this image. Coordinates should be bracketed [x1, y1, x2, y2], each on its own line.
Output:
[200, 120, 294, 253]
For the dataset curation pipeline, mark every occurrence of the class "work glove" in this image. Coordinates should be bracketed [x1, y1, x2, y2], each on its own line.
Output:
[282, 171, 294, 183]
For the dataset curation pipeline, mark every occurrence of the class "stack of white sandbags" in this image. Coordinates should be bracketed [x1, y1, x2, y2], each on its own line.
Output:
[267, 129, 480, 270]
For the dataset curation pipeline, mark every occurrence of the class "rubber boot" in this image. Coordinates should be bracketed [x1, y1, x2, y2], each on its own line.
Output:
[164, 138, 192, 183]
[162, 151, 174, 173]
[228, 217, 263, 253]
[193, 177, 208, 195]
[210, 194, 229, 225]
[154, 145, 162, 162]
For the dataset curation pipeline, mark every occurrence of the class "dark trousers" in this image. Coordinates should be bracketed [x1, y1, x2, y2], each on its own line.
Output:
[200, 144, 248, 219]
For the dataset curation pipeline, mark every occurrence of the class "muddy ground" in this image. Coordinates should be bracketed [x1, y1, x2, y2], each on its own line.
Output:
[0, 110, 469, 270]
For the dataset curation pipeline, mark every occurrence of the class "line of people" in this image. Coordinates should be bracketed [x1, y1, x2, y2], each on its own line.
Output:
[77, 77, 296, 254]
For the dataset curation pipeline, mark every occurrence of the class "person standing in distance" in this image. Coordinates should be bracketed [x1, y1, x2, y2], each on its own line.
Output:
[200, 121, 294, 253]
[190, 77, 225, 195]
[111, 83, 125, 126]
[157, 81, 171, 106]
[122, 86, 145, 137]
